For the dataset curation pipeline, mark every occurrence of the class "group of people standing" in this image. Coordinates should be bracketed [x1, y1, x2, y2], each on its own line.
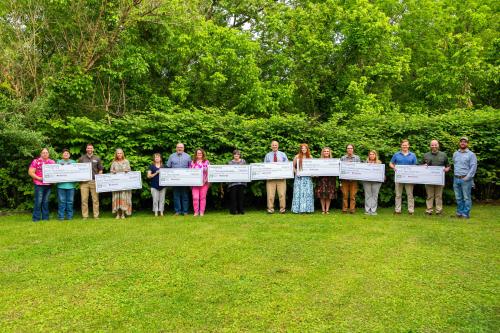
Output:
[28, 137, 477, 221]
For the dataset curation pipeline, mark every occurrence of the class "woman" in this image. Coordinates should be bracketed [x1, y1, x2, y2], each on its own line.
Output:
[147, 153, 166, 217]
[363, 150, 383, 215]
[291, 143, 314, 214]
[28, 148, 55, 222]
[190, 148, 210, 216]
[57, 149, 76, 220]
[315, 147, 337, 214]
[227, 150, 247, 215]
[110, 148, 132, 219]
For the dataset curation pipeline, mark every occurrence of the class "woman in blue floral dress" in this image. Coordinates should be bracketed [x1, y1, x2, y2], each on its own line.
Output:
[291, 143, 314, 213]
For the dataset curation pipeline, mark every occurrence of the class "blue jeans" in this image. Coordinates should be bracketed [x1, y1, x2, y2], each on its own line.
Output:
[57, 188, 75, 220]
[172, 187, 190, 214]
[453, 177, 473, 217]
[33, 185, 51, 222]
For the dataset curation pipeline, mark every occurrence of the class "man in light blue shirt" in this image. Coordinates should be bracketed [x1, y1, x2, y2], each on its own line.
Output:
[389, 139, 417, 215]
[166, 143, 191, 215]
[264, 140, 288, 213]
[452, 137, 477, 219]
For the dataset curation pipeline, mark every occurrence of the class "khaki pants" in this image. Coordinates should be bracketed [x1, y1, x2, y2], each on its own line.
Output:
[425, 184, 444, 213]
[341, 180, 358, 212]
[395, 182, 414, 213]
[81, 180, 99, 218]
[266, 179, 287, 213]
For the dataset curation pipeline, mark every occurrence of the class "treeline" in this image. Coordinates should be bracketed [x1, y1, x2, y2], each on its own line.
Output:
[0, 0, 498, 208]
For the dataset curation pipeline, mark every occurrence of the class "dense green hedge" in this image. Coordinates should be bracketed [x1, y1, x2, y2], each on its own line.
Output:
[1, 107, 498, 210]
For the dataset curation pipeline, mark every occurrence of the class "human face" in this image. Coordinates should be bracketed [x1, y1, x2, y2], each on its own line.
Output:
[401, 142, 409, 153]
[116, 150, 124, 160]
[271, 141, 279, 152]
[368, 152, 376, 161]
[86, 145, 94, 156]
[346, 145, 354, 156]
[176, 144, 184, 154]
[301, 145, 307, 154]
[430, 140, 439, 153]
[459, 140, 468, 150]
[233, 153, 240, 161]
[40, 149, 49, 160]
[322, 149, 330, 158]
[196, 150, 203, 160]
[154, 155, 161, 163]
[62, 151, 70, 160]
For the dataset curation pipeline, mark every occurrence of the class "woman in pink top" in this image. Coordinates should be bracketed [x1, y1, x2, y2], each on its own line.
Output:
[28, 148, 55, 221]
[190, 149, 210, 216]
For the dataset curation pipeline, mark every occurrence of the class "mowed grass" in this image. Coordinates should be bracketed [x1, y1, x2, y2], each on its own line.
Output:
[0, 206, 498, 332]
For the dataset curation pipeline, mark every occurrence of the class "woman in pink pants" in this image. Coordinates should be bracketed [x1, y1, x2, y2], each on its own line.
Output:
[190, 149, 210, 216]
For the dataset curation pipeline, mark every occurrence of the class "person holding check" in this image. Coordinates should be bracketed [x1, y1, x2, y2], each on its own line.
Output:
[147, 153, 166, 217]
[340, 144, 361, 214]
[227, 150, 247, 215]
[315, 147, 337, 214]
[78, 143, 103, 219]
[264, 140, 289, 214]
[56, 149, 76, 220]
[362, 150, 383, 215]
[389, 139, 417, 215]
[110, 148, 132, 219]
[166, 143, 191, 216]
[452, 137, 477, 219]
[422, 140, 450, 215]
[190, 149, 210, 216]
[28, 148, 55, 222]
[291, 144, 314, 214]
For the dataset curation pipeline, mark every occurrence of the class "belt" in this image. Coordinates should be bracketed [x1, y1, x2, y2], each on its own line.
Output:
[455, 175, 467, 179]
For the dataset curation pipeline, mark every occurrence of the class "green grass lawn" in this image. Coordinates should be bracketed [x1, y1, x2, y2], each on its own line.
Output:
[0, 206, 498, 332]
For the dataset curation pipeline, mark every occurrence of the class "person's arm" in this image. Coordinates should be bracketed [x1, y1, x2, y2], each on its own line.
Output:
[166, 156, 172, 168]
[124, 160, 131, 172]
[465, 153, 477, 181]
[263, 153, 268, 163]
[444, 154, 451, 172]
[97, 157, 104, 174]
[28, 166, 42, 182]
[292, 156, 297, 174]
[389, 154, 396, 170]
[283, 153, 289, 162]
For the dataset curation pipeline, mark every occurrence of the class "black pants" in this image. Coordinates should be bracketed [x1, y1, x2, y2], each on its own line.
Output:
[228, 185, 245, 214]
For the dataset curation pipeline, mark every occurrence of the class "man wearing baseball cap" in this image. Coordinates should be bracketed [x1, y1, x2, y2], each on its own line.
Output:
[452, 137, 477, 218]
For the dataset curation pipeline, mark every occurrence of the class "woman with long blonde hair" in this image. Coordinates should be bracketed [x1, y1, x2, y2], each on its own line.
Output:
[362, 150, 383, 215]
[291, 143, 314, 213]
[315, 147, 337, 214]
[111, 148, 133, 219]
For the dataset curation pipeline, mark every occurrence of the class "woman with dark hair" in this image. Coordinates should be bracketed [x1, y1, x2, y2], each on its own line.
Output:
[28, 147, 55, 222]
[190, 148, 210, 216]
[147, 153, 166, 216]
[111, 148, 132, 219]
[227, 150, 247, 215]
[291, 144, 314, 214]
[57, 148, 76, 220]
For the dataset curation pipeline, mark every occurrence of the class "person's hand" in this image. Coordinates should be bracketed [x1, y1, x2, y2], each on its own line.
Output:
[444, 166, 450, 172]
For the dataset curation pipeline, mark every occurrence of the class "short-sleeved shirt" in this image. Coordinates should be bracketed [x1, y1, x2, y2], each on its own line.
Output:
[56, 159, 76, 189]
[190, 160, 210, 184]
[390, 151, 417, 165]
[149, 164, 165, 190]
[166, 152, 191, 168]
[264, 151, 288, 163]
[340, 155, 361, 163]
[422, 151, 449, 167]
[30, 157, 55, 186]
[78, 154, 103, 179]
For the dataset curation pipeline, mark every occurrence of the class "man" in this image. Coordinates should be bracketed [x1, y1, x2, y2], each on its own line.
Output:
[452, 137, 477, 219]
[264, 140, 288, 214]
[390, 139, 417, 215]
[78, 143, 103, 219]
[340, 144, 361, 214]
[422, 140, 450, 215]
[166, 143, 191, 216]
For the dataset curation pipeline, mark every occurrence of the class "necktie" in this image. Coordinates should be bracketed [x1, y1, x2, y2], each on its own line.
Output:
[274, 152, 278, 162]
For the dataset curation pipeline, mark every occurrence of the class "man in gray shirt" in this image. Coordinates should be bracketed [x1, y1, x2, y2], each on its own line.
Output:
[452, 137, 477, 219]
[166, 143, 191, 215]
[422, 140, 450, 215]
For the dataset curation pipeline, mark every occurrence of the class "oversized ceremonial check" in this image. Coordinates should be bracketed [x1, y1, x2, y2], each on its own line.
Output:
[339, 162, 385, 183]
[208, 165, 251, 183]
[95, 171, 142, 193]
[297, 158, 341, 176]
[395, 165, 445, 185]
[250, 162, 294, 180]
[159, 168, 203, 186]
[42, 163, 92, 183]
